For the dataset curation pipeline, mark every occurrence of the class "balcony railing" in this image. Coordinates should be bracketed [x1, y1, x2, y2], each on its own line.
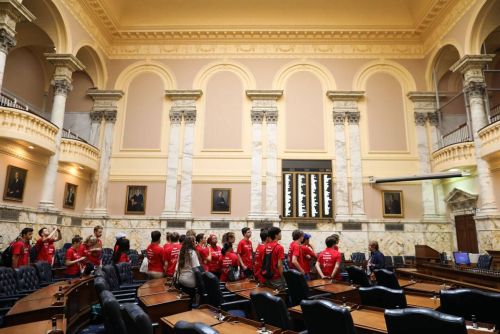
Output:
[489, 103, 500, 123]
[440, 123, 472, 148]
[0, 94, 29, 111]
[62, 128, 90, 144]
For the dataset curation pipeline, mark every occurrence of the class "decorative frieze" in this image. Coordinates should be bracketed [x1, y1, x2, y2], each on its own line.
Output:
[246, 90, 283, 119]
[450, 54, 494, 85]
[87, 89, 125, 113]
[45, 54, 85, 83]
[0, 0, 35, 36]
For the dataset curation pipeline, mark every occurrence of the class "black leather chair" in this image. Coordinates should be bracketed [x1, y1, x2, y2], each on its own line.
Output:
[0, 267, 28, 322]
[128, 249, 142, 267]
[101, 265, 137, 303]
[100, 290, 128, 334]
[250, 291, 292, 330]
[173, 320, 220, 334]
[301, 299, 356, 334]
[53, 248, 66, 268]
[121, 303, 153, 334]
[384, 308, 467, 334]
[476, 255, 492, 270]
[283, 269, 330, 306]
[359, 286, 407, 309]
[346, 266, 371, 287]
[404, 256, 415, 266]
[392, 256, 404, 268]
[94, 276, 109, 306]
[350, 252, 366, 265]
[374, 269, 401, 289]
[385, 256, 394, 271]
[193, 267, 207, 305]
[33, 261, 65, 286]
[15, 265, 40, 293]
[201, 272, 250, 316]
[440, 289, 500, 328]
[114, 262, 145, 285]
[102, 252, 114, 266]
[440, 252, 449, 264]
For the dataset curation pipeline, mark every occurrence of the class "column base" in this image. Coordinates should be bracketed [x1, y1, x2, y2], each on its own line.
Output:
[334, 214, 351, 223]
[422, 214, 447, 222]
[37, 201, 59, 213]
[476, 206, 499, 217]
[160, 210, 177, 220]
[348, 213, 368, 222]
[84, 208, 109, 218]
[247, 212, 267, 220]
[175, 211, 193, 220]
[263, 212, 280, 221]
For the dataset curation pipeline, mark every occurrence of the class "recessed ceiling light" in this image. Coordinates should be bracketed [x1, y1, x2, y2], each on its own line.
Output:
[448, 168, 459, 172]
[79, 166, 84, 170]
[28, 145, 34, 150]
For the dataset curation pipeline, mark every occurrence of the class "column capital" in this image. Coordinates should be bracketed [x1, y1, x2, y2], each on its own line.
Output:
[427, 112, 439, 127]
[103, 110, 117, 123]
[45, 53, 85, 84]
[450, 54, 494, 85]
[265, 110, 278, 124]
[51, 78, 72, 96]
[414, 112, 427, 126]
[0, 28, 15, 53]
[333, 112, 346, 125]
[183, 110, 196, 124]
[88, 89, 124, 113]
[327, 91, 364, 114]
[251, 110, 264, 124]
[169, 110, 182, 124]
[346, 111, 360, 124]
[166, 90, 201, 119]
[0, 0, 35, 37]
[464, 81, 486, 100]
[407, 91, 437, 113]
[89, 110, 103, 123]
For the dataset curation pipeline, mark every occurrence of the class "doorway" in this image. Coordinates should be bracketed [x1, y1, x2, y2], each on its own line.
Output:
[454, 214, 479, 253]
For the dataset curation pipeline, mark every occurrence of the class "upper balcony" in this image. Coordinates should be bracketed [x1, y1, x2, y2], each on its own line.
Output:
[60, 129, 100, 171]
[478, 70, 500, 161]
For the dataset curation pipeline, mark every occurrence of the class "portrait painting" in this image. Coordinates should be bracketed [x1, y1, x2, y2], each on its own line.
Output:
[125, 185, 147, 214]
[63, 183, 78, 209]
[3, 165, 28, 202]
[382, 190, 404, 218]
[211, 188, 231, 214]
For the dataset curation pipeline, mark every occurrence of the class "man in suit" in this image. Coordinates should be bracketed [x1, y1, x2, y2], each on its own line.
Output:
[7, 171, 24, 199]
[214, 191, 228, 211]
[65, 185, 75, 206]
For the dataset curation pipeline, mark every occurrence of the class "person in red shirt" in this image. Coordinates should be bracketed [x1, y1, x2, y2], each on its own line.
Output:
[35, 227, 61, 265]
[206, 234, 222, 277]
[79, 226, 103, 268]
[220, 243, 240, 282]
[113, 237, 130, 264]
[263, 227, 285, 290]
[288, 229, 305, 273]
[316, 234, 342, 281]
[164, 232, 181, 277]
[65, 236, 86, 278]
[11, 227, 33, 268]
[221, 232, 235, 245]
[237, 227, 253, 278]
[254, 228, 269, 284]
[195, 233, 209, 271]
[300, 233, 317, 279]
[146, 230, 165, 279]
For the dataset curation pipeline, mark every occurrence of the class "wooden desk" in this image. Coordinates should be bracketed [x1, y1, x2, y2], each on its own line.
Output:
[403, 282, 450, 295]
[138, 290, 191, 324]
[225, 280, 258, 293]
[397, 278, 416, 288]
[307, 279, 334, 288]
[0, 314, 66, 334]
[234, 286, 278, 299]
[405, 294, 440, 310]
[211, 317, 281, 334]
[314, 283, 360, 303]
[137, 284, 171, 297]
[161, 306, 223, 334]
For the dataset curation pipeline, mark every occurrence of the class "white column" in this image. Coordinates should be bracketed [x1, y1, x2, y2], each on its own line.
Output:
[248, 110, 264, 218]
[346, 112, 366, 220]
[161, 110, 182, 218]
[178, 111, 196, 218]
[88, 111, 103, 147]
[38, 54, 84, 211]
[265, 110, 279, 219]
[0, 1, 34, 90]
[333, 113, 349, 221]
[451, 55, 497, 215]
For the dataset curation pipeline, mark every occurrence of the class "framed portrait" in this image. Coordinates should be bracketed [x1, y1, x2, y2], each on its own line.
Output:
[63, 183, 78, 209]
[3, 165, 28, 202]
[211, 188, 231, 214]
[125, 185, 147, 215]
[382, 190, 404, 218]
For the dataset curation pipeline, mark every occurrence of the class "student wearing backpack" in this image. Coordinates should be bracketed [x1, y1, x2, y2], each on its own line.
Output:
[220, 242, 240, 282]
[262, 227, 285, 290]
[11, 227, 33, 268]
[35, 227, 62, 265]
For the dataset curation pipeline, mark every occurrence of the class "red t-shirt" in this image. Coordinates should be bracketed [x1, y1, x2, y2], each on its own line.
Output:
[147, 243, 165, 273]
[300, 245, 316, 274]
[164, 243, 181, 276]
[80, 241, 102, 266]
[65, 247, 81, 275]
[317, 248, 342, 280]
[265, 241, 284, 280]
[288, 242, 302, 271]
[220, 252, 239, 282]
[11, 240, 30, 268]
[35, 238, 55, 265]
[237, 239, 253, 270]
[196, 245, 209, 271]
[254, 243, 266, 283]
[115, 252, 129, 264]
[207, 245, 222, 273]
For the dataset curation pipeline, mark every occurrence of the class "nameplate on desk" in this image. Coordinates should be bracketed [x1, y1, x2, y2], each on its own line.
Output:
[466, 325, 495, 332]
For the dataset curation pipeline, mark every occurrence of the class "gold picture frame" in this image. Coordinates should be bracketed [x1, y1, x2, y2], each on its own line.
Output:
[3, 165, 28, 202]
[211, 188, 231, 214]
[382, 190, 404, 218]
[63, 183, 78, 209]
[125, 185, 147, 215]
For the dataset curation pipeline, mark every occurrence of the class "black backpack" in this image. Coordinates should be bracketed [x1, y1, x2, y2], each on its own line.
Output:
[261, 245, 277, 280]
[1, 244, 13, 267]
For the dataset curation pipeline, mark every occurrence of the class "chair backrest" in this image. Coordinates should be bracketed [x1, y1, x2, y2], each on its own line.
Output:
[385, 308, 467, 334]
[346, 266, 371, 287]
[100, 290, 127, 334]
[129, 249, 142, 267]
[33, 261, 53, 283]
[392, 256, 404, 268]
[439, 252, 448, 264]
[374, 269, 401, 289]
[300, 299, 356, 334]
[440, 288, 500, 328]
[359, 286, 407, 309]
[94, 276, 110, 295]
[114, 262, 134, 284]
[385, 256, 394, 269]
[250, 291, 292, 330]
[404, 256, 415, 265]
[476, 255, 492, 270]
[283, 269, 310, 306]
[201, 271, 223, 307]
[173, 320, 220, 334]
[102, 252, 114, 266]
[53, 249, 66, 267]
[102, 265, 121, 290]
[102, 247, 113, 255]
[0, 266, 19, 296]
[193, 267, 206, 301]
[121, 303, 153, 334]
[350, 252, 366, 264]
[15, 265, 40, 291]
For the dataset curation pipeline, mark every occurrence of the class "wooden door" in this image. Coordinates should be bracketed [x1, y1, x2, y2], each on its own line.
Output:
[454, 214, 479, 253]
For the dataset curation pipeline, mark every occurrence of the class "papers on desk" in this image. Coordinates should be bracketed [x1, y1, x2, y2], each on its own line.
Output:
[466, 325, 495, 332]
